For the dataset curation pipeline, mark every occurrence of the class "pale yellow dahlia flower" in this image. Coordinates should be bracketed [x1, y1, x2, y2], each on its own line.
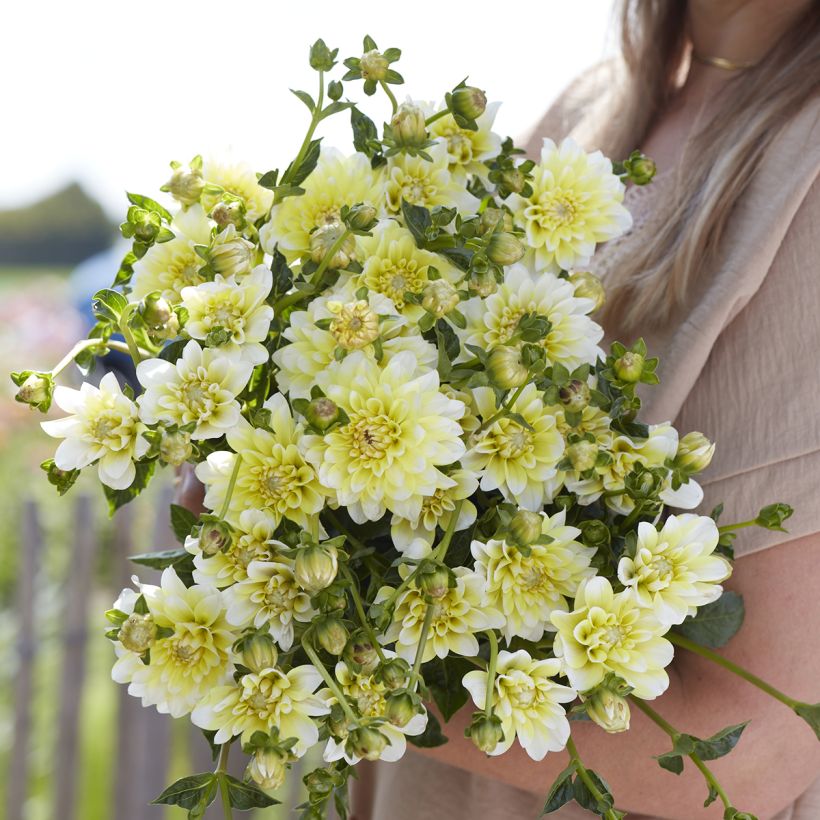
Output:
[136, 341, 253, 440]
[471, 510, 596, 642]
[111, 569, 235, 718]
[41, 371, 149, 490]
[378, 566, 504, 663]
[458, 263, 603, 370]
[618, 514, 732, 626]
[131, 204, 212, 303]
[427, 100, 503, 181]
[462, 650, 576, 760]
[259, 149, 383, 262]
[303, 351, 466, 523]
[509, 137, 632, 273]
[191, 664, 329, 753]
[463, 385, 565, 511]
[551, 577, 674, 699]
[196, 393, 328, 529]
[180, 263, 273, 365]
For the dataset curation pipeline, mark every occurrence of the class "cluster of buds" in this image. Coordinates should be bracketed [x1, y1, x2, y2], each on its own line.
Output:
[161, 156, 205, 207]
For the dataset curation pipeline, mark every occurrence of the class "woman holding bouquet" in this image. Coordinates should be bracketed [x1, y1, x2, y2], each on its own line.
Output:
[350, 0, 820, 817]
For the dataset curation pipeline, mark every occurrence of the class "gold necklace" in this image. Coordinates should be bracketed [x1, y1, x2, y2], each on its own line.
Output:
[692, 52, 757, 71]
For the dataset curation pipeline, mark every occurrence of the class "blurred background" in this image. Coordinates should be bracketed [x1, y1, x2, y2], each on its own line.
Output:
[0, 1, 615, 817]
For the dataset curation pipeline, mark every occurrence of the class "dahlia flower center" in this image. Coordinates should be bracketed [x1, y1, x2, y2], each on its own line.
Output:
[254, 463, 302, 503]
[210, 297, 242, 330]
[496, 307, 526, 343]
[354, 683, 386, 717]
[170, 631, 206, 666]
[532, 190, 580, 230]
[401, 175, 435, 206]
[167, 253, 203, 290]
[331, 302, 380, 349]
[506, 679, 537, 710]
[262, 578, 292, 611]
[447, 133, 473, 164]
[347, 413, 402, 463]
[92, 412, 121, 442]
[180, 376, 215, 414]
[497, 421, 533, 459]
[373, 258, 425, 308]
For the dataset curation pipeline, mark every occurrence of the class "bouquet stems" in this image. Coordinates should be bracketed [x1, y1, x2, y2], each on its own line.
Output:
[216, 743, 233, 820]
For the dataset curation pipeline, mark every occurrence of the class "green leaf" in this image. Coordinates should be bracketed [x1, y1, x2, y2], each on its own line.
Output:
[222, 773, 280, 809]
[674, 591, 745, 649]
[291, 88, 315, 112]
[542, 761, 576, 814]
[103, 460, 156, 516]
[92, 288, 129, 325]
[423, 656, 473, 721]
[152, 773, 217, 810]
[170, 504, 198, 544]
[572, 770, 614, 814]
[401, 199, 432, 248]
[351, 107, 380, 159]
[794, 702, 820, 741]
[159, 338, 188, 363]
[127, 192, 172, 222]
[130, 547, 189, 570]
[285, 138, 322, 187]
[320, 101, 354, 119]
[692, 722, 749, 760]
[257, 169, 279, 189]
[407, 711, 448, 748]
[40, 458, 81, 495]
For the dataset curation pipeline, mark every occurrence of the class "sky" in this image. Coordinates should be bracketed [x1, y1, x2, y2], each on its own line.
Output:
[0, 0, 615, 218]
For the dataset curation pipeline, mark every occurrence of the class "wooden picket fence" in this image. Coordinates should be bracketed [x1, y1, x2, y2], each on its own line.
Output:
[5, 488, 325, 820]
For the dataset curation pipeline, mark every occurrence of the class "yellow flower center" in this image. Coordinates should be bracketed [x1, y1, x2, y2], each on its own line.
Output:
[254, 463, 303, 504]
[239, 670, 289, 720]
[330, 301, 380, 349]
[369, 257, 426, 309]
[180, 376, 215, 415]
[170, 632, 205, 666]
[346, 413, 402, 464]
[497, 421, 533, 460]
[92, 412, 120, 442]
[447, 133, 473, 165]
[529, 190, 580, 231]
[400, 174, 436, 207]
[496, 307, 525, 343]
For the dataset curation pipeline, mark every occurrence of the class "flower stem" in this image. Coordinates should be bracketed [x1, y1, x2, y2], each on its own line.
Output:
[717, 520, 757, 534]
[411, 604, 435, 687]
[272, 287, 314, 315]
[432, 499, 465, 563]
[475, 384, 527, 434]
[340, 564, 387, 664]
[216, 743, 233, 820]
[668, 633, 798, 710]
[631, 698, 732, 811]
[310, 227, 352, 288]
[119, 303, 144, 365]
[302, 632, 359, 724]
[483, 630, 499, 718]
[424, 109, 449, 127]
[50, 338, 145, 378]
[217, 454, 242, 520]
[279, 71, 324, 195]
[380, 80, 398, 114]
[565, 735, 621, 820]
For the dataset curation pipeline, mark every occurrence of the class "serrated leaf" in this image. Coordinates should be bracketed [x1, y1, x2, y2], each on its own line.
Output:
[285, 138, 322, 187]
[170, 504, 198, 544]
[675, 591, 745, 649]
[127, 192, 172, 222]
[407, 711, 448, 748]
[541, 761, 576, 814]
[223, 773, 280, 809]
[92, 288, 129, 325]
[152, 773, 217, 809]
[692, 722, 748, 760]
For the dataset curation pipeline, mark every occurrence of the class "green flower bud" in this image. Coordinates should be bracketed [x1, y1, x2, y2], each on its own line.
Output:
[465, 712, 504, 753]
[15, 373, 51, 409]
[313, 585, 347, 613]
[567, 440, 598, 473]
[130, 208, 161, 243]
[310, 221, 355, 269]
[468, 270, 498, 298]
[624, 152, 657, 186]
[479, 208, 513, 235]
[119, 612, 157, 654]
[578, 519, 611, 548]
[359, 49, 389, 82]
[417, 563, 452, 600]
[314, 615, 349, 656]
[327, 80, 344, 101]
[139, 292, 174, 330]
[305, 397, 340, 431]
[303, 766, 336, 797]
[376, 657, 411, 690]
[613, 352, 645, 383]
[508, 510, 544, 547]
[343, 633, 380, 675]
[421, 279, 459, 318]
[569, 270, 606, 312]
[310, 39, 337, 71]
[163, 165, 205, 206]
[295, 544, 339, 594]
[486, 232, 525, 266]
[210, 233, 254, 277]
[497, 167, 526, 196]
[390, 103, 428, 149]
[327, 703, 353, 739]
[558, 379, 591, 413]
[346, 726, 388, 761]
[674, 431, 715, 474]
[211, 199, 247, 231]
[248, 747, 288, 790]
[486, 345, 529, 390]
[450, 86, 487, 121]
[384, 691, 418, 727]
[583, 687, 630, 733]
[159, 430, 192, 467]
[198, 518, 233, 556]
[343, 203, 378, 232]
[241, 633, 279, 673]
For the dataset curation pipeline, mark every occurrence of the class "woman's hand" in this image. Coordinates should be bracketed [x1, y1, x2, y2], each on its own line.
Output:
[175, 462, 206, 515]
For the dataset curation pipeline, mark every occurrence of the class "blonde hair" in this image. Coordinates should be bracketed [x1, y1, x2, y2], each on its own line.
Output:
[590, 0, 820, 330]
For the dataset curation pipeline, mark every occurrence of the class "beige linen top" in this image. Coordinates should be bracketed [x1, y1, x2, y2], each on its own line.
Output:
[351, 83, 820, 819]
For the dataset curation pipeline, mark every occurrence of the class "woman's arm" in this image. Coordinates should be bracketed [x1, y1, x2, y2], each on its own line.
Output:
[413, 532, 820, 820]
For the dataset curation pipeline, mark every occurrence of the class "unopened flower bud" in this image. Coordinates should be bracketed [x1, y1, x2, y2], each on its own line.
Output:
[210, 233, 255, 277]
[567, 440, 598, 473]
[346, 726, 388, 761]
[579, 519, 611, 548]
[674, 432, 715, 474]
[305, 397, 341, 431]
[199, 519, 233, 556]
[385, 691, 418, 727]
[390, 103, 428, 149]
[624, 152, 657, 186]
[450, 86, 487, 121]
[327, 80, 344, 101]
[343, 633, 380, 675]
[313, 585, 347, 613]
[132, 209, 161, 243]
[479, 208, 513, 235]
[159, 430, 192, 466]
[211, 200, 246, 231]
[248, 748, 288, 791]
[486, 232, 525, 266]
[376, 657, 410, 690]
[569, 270, 606, 312]
[583, 687, 630, 733]
[613, 352, 644, 383]
[241, 633, 279, 672]
[327, 703, 353, 739]
[163, 165, 205, 207]
[558, 379, 591, 413]
[119, 612, 157, 654]
[295, 544, 339, 594]
[498, 167, 526, 195]
[328, 300, 380, 349]
[421, 279, 459, 318]
[314, 615, 349, 656]
[310, 221, 356, 269]
[486, 345, 529, 390]
[15, 373, 51, 408]
[344, 203, 378, 232]
[508, 510, 543, 547]
[417, 563, 451, 600]
[360, 49, 389, 82]
[468, 270, 498, 298]
[465, 712, 504, 753]
[309, 38, 337, 72]
[139, 292, 174, 329]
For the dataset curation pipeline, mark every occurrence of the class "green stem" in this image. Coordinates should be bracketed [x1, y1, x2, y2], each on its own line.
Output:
[483, 630, 499, 718]
[411, 604, 434, 687]
[380, 80, 398, 114]
[340, 564, 387, 664]
[302, 633, 359, 724]
[618, 499, 651, 536]
[50, 338, 150, 378]
[279, 71, 324, 194]
[717, 520, 756, 534]
[310, 227, 352, 287]
[424, 109, 449, 127]
[216, 743, 233, 820]
[272, 287, 314, 315]
[217, 454, 242, 520]
[565, 735, 620, 820]
[432, 499, 465, 562]
[119, 304, 144, 365]
[631, 698, 732, 811]
[669, 633, 797, 709]
[475, 383, 527, 434]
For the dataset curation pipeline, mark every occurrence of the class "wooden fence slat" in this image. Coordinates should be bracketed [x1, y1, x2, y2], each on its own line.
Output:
[52, 495, 96, 820]
[6, 499, 43, 820]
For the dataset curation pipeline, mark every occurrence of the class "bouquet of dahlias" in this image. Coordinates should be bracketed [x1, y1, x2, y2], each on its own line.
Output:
[12, 36, 820, 820]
